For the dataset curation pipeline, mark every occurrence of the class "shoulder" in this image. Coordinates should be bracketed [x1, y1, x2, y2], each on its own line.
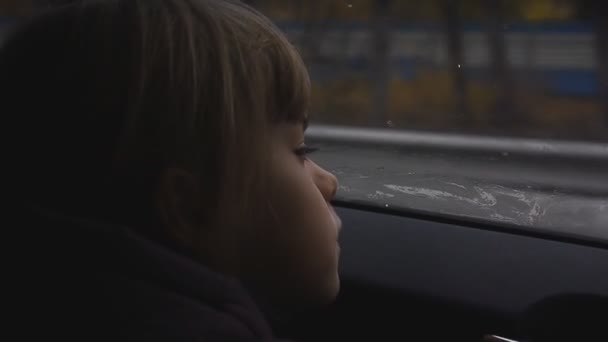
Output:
[7, 203, 284, 342]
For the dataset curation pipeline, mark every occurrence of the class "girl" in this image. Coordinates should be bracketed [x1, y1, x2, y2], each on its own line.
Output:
[3, 0, 340, 340]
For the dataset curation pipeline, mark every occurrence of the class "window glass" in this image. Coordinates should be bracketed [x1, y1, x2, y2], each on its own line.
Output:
[247, 0, 608, 142]
[244, 0, 608, 240]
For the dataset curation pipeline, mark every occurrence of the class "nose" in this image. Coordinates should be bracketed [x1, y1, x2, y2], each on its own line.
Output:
[309, 160, 338, 202]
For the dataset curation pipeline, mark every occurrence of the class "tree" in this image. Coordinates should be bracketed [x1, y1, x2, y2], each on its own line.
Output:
[369, 0, 390, 126]
[485, 0, 516, 126]
[439, 0, 469, 124]
[575, 0, 608, 126]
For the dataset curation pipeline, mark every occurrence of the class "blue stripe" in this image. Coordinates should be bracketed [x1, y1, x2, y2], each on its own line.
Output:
[276, 20, 594, 34]
[542, 69, 597, 95]
[309, 59, 599, 95]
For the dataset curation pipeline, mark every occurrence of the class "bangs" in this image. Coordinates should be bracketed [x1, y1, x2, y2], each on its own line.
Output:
[247, 27, 311, 123]
[218, 0, 311, 126]
[266, 39, 311, 125]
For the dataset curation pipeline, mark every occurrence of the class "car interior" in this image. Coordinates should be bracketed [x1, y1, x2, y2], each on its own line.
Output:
[272, 201, 608, 342]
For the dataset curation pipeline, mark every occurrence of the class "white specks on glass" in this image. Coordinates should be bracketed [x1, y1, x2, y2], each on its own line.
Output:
[367, 191, 396, 200]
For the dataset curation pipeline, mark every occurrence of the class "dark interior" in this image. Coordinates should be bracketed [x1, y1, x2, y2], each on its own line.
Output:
[273, 205, 608, 342]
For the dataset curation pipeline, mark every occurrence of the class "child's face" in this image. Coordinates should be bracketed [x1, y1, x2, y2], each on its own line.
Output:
[240, 121, 341, 308]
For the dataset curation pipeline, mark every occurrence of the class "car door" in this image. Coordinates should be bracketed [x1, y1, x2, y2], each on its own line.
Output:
[269, 128, 608, 342]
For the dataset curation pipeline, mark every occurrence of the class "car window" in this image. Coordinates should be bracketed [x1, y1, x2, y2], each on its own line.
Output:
[246, 0, 608, 241]
[245, 0, 607, 141]
[3, 1, 607, 242]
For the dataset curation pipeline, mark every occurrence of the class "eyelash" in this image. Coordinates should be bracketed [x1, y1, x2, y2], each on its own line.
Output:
[294, 145, 319, 158]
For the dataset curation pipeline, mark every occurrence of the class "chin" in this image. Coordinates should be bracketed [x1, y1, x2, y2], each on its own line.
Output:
[292, 274, 341, 310]
[330, 271, 341, 297]
[317, 272, 341, 305]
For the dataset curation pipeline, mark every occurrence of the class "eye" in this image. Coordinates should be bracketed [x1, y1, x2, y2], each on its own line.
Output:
[294, 145, 319, 159]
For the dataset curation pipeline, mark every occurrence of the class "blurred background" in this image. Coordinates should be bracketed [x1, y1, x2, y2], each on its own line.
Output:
[2, 0, 608, 142]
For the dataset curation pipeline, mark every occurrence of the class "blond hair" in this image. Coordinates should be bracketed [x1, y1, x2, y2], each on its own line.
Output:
[2, 0, 310, 238]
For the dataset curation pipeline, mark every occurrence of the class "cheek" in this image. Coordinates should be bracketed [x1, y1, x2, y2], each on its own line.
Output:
[269, 160, 338, 245]
[244, 158, 339, 298]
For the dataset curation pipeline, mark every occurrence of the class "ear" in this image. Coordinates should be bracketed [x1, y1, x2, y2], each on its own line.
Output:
[156, 167, 205, 247]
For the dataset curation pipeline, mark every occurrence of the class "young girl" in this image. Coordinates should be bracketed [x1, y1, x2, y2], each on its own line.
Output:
[3, 0, 340, 340]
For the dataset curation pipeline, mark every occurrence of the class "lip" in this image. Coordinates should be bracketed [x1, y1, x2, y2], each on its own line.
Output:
[327, 203, 342, 237]
[332, 210, 342, 235]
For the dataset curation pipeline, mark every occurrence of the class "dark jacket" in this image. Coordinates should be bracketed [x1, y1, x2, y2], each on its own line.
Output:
[8, 203, 286, 342]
